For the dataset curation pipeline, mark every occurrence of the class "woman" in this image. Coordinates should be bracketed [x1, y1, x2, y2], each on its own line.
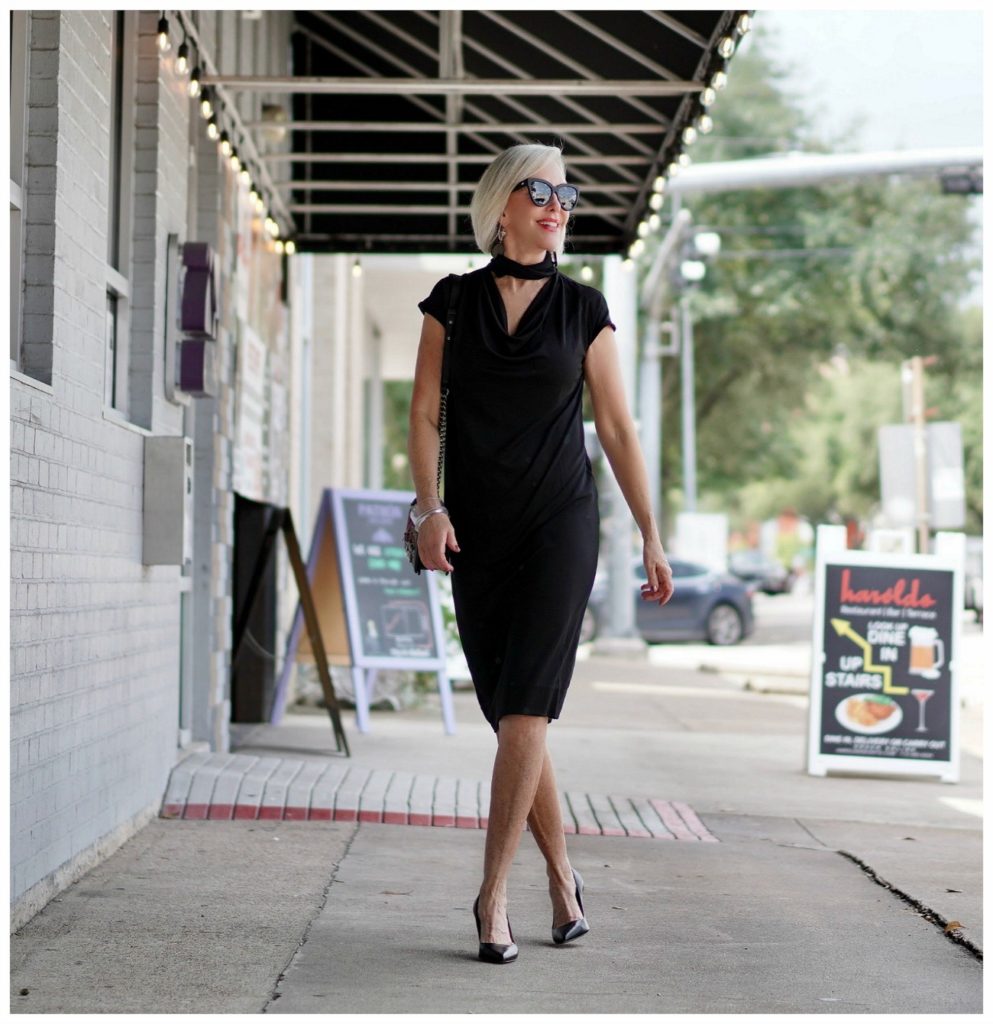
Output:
[407, 143, 673, 963]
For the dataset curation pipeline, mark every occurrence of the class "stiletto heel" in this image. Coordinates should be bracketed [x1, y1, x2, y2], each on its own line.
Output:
[473, 896, 518, 964]
[551, 867, 589, 945]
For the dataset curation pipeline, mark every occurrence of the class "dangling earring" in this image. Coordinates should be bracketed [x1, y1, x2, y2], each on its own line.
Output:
[493, 224, 506, 257]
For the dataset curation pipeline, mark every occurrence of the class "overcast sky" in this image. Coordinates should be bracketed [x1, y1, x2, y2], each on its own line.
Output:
[742, 10, 983, 152]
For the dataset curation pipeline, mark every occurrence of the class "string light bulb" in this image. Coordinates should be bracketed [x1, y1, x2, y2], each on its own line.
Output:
[649, 213, 660, 231]
[229, 151, 241, 172]
[156, 16, 170, 52]
[239, 167, 251, 186]
[629, 238, 645, 259]
[206, 117, 219, 141]
[253, 193, 265, 214]
[711, 70, 728, 90]
[176, 41, 189, 75]
[284, 240, 296, 256]
[682, 125, 698, 145]
[219, 131, 232, 157]
[200, 89, 212, 120]
[652, 175, 666, 193]
[678, 152, 691, 168]
[637, 220, 650, 238]
[701, 86, 717, 107]
[580, 263, 593, 282]
[649, 192, 663, 211]
[274, 240, 285, 255]
[737, 13, 752, 35]
[187, 66, 201, 98]
[697, 113, 714, 134]
[352, 258, 362, 278]
[717, 35, 735, 58]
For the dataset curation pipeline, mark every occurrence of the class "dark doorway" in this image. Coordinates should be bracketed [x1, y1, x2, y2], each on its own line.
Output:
[231, 494, 279, 722]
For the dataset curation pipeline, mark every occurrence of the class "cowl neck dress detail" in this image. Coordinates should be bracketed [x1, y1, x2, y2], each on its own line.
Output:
[482, 270, 558, 350]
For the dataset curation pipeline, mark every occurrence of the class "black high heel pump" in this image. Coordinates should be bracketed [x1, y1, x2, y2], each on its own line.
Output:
[473, 896, 518, 964]
[552, 867, 590, 945]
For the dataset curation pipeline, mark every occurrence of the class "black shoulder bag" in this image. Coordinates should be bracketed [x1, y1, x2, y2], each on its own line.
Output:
[404, 274, 462, 575]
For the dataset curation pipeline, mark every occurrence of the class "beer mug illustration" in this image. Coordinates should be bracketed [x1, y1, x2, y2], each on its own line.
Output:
[908, 626, 944, 681]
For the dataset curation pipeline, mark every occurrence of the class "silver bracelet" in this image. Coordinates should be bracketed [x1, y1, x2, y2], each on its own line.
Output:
[412, 505, 448, 530]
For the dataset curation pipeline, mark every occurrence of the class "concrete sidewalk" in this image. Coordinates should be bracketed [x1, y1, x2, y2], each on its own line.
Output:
[9, 653, 983, 1014]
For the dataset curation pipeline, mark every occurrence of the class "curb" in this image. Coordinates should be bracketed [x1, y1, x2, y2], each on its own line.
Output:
[160, 754, 720, 842]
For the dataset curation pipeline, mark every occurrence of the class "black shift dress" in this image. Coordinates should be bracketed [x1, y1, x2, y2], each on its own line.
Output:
[418, 266, 615, 731]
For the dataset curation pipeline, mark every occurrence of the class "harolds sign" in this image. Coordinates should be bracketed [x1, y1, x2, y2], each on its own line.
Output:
[808, 533, 961, 782]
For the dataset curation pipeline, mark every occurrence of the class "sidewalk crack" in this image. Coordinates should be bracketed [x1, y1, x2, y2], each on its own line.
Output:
[837, 849, 983, 962]
[261, 822, 361, 1011]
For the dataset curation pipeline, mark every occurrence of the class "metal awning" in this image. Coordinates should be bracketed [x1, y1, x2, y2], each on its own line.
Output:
[208, 9, 750, 255]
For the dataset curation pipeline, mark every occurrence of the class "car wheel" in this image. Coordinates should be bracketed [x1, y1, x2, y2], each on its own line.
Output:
[579, 606, 597, 644]
[706, 603, 743, 645]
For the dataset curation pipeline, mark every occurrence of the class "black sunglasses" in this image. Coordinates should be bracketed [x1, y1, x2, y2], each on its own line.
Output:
[513, 177, 581, 212]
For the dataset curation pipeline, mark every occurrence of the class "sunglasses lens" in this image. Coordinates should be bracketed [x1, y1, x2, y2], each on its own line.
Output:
[557, 186, 579, 211]
[528, 180, 552, 206]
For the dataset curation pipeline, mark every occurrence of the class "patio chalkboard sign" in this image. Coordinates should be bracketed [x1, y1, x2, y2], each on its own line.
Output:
[275, 488, 455, 735]
[807, 526, 963, 782]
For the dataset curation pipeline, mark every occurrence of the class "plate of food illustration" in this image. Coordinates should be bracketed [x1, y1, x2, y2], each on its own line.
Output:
[835, 693, 903, 735]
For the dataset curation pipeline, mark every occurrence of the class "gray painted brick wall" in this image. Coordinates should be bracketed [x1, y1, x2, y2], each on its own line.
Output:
[10, 11, 187, 909]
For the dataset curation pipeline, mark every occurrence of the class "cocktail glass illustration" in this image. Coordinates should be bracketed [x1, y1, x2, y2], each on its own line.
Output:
[911, 688, 935, 733]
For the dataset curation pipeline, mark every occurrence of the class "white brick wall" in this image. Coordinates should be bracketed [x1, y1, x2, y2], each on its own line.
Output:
[10, 10, 190, 912]
[10, 9, 300, 922]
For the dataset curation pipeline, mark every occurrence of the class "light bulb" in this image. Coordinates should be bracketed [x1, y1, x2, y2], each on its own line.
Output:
[637, 220, 649, 238]
[229, 152, 240, 172]
[239, 168, 250, 185]
[652, 175, 666, 193]
[219, 132, 232, 157]
[254, 194, 264, 214]
[698, 114, 714, 134]
[206, 117, 219, 141]
[157, 17, 170, 52]
[649, 213, 660, 231]
[649, 192, 663, 211]
[701, 86, 717, 107]
[718, 35, 735, 59]
[682, 125, 697, 145]
[284, 240, 296, 256]
[187, 67, 201, 98]
[711, 70, 728, 91]
[200, 92, 212, 119]
[176, 42, 189, 75]
[678, 152, 691, 168]
[580, 264, 593, 282]
[629, 238, 645, 258]
[275, 240, 284, 255]
[352, 258, 362, 278]
[737, 13, 751, 35]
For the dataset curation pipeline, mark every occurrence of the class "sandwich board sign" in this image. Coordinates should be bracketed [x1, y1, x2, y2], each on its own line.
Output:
[275, 488, 455, 734]
[807, 525, 963, 783]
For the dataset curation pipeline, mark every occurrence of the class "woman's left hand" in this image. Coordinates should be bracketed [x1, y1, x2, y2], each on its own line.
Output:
[641, 537, 674, 606]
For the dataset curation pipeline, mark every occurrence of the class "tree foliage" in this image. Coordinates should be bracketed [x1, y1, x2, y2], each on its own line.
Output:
[648, 25, 982, 535]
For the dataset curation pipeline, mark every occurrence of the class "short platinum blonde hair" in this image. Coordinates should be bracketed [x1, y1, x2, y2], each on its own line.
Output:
[469, 143, 567, 256]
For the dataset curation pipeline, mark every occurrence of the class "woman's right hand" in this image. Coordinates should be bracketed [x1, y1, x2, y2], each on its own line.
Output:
[417, 514, 460, 573]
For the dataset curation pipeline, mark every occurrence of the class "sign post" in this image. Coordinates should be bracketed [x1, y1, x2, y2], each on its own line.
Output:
[807, 525, 963, 782]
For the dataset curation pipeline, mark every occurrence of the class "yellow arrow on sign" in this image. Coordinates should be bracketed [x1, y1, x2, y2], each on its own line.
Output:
[830, 618, 908, 695]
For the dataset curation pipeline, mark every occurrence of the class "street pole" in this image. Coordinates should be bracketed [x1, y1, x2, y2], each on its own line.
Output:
[679, 290, 697, 513]
[638, 316, 662, 533]
[909, 355, 929, 553]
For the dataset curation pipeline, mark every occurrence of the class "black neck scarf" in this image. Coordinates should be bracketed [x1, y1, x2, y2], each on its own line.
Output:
[488, 250, 558, 279]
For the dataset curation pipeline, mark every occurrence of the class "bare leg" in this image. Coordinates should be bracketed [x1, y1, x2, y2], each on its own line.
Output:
[477, 714, 547, 944]
[526, 747, 583, 927]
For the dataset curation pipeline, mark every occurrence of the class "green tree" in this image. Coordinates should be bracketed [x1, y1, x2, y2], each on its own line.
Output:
[649, 24, 981, 536]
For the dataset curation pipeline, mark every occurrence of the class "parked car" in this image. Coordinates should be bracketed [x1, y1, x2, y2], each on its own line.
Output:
[728, 548, 793, 594]
[582, 558, 756, 646]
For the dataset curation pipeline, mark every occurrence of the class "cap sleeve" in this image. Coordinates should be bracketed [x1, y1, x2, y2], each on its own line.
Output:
[417, 275, 452, 327]
[585, 288, 616, 350]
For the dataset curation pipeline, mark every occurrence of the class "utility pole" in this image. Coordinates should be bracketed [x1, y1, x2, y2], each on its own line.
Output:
[905, 355, 932, 554]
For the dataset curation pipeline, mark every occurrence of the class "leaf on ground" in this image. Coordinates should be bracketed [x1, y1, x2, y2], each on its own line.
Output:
[945, 888, 963, 893]
[944, 920, 964, 934]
